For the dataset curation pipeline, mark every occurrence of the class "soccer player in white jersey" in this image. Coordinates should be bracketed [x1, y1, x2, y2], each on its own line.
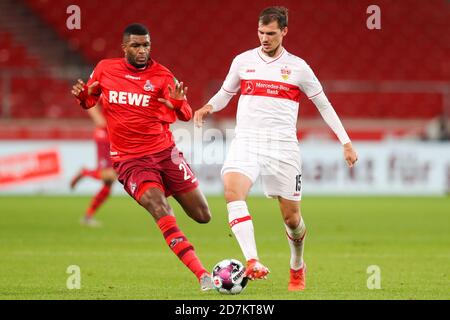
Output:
[194, 6, 358, 291]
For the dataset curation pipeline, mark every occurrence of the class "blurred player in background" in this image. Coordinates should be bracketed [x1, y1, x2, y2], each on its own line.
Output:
[71, 23, 213, 290]
[195, 7, 358, 290]
[70, 102, 117, 227]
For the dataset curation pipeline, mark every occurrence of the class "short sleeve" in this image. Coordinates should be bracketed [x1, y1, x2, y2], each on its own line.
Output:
[298, 62, 323, 99]
[221, 57, 241, 94]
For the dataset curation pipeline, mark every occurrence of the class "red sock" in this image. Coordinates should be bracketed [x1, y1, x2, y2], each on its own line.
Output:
[86, 184, 111, 218]
[157, 215, 207, 280]
[82, 168, 101, 180]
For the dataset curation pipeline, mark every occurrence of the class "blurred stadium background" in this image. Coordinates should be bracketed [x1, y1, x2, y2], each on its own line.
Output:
[0, 0, 449, 300]
[0, 0, 448, 196]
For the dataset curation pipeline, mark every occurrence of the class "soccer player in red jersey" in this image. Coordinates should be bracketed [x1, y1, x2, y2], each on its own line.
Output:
[70, 102, 117, 227]
[71, 23, 213, 290]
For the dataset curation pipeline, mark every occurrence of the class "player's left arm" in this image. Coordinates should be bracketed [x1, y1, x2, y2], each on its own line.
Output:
[158, 79, 192, 121]
[311, 92, 357, 167]
[299, 63, 358, 167]
[87, 101, 107, 128]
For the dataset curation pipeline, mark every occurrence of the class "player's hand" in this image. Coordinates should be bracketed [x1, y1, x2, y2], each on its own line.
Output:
[194, 105, 213, 127]
[158, 81, 188, 109]
[71, 79, 99, 97]
[343, 142, 358, 167]
[71, 79, 85, 97]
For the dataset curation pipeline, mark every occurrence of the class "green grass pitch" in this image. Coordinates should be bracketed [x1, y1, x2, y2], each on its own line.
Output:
[0, 195, 449, 300]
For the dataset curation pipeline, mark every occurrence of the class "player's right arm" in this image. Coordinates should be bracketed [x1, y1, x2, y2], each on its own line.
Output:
[71, 62, 103, 109]
[71, 79, 101, 109]
[194, 57, 241, 127]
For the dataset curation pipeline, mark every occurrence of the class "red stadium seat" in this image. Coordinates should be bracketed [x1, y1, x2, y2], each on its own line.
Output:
[2, 0, 447, 123]
[9, 77, 86, 118]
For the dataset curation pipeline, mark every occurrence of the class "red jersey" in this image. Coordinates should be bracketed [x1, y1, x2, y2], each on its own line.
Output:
[77, 58, 192, 162]
[93, 126, 109, 142]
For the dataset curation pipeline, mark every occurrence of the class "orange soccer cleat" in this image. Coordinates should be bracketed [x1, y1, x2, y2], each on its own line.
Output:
[288, 264, 307, 291]
[244, 259, 270, 280]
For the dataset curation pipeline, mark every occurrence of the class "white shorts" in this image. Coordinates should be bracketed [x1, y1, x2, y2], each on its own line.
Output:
[221, 138, 303, 201]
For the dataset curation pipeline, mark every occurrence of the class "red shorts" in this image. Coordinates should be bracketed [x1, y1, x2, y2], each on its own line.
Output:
[94, 127, 112, 170]
[96, 139, 112, 170]
[113, 145, 199, 201]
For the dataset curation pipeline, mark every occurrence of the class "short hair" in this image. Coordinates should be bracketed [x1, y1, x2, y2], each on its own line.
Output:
[123, 23, 150, 42]
[259, 6, 288, 29]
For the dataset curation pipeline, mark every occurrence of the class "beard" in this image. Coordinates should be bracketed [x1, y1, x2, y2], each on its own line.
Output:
[127, 55, 148, 69]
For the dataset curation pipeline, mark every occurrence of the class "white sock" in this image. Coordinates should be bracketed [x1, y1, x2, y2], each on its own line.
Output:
[227, 201, 258, 261]
[285, 218, 306, 270]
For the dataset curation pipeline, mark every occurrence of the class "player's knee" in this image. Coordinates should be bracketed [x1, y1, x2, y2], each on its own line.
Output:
[224, 188, 245, 202]
[186, 199, 211, 223]
[194, 204, 211, 224]
[103, 178, 115, 186]
[102, 169, 117, 184]
[284, 215, 300, 229]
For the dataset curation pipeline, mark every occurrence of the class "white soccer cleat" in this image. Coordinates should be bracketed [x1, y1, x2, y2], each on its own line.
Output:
[80, 217, 102, 228]
[199, 272, 214, 291]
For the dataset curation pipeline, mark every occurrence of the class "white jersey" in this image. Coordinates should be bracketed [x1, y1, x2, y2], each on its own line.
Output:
[210, 47, 323, 143]
[209, 47, 350, 201]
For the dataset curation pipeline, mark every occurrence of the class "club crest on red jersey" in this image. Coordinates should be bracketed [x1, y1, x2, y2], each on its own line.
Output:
[130, 182, 137, 194]
[144, 80, 154, 92]
[281, 66, 291, 80]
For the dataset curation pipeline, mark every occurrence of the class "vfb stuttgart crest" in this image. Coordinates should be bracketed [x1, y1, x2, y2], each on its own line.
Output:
[143, 80, 154, 92]
[281, 66, 291, 80]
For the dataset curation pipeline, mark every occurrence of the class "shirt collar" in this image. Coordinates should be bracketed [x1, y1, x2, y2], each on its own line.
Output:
[257, 47, 285, 64]
[123, 58, 154, 72]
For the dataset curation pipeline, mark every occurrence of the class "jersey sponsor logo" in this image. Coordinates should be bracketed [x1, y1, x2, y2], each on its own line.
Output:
[240, 79, 301, 102]
[246, 69, 256, 73]
[125, 74, 141, 80]
[169, 237, 184, 248]
[281, 66, 291, 80]
[143, 80, 154, 92]
[243, 81, 255, 94]
[108, 90, 151, 107]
